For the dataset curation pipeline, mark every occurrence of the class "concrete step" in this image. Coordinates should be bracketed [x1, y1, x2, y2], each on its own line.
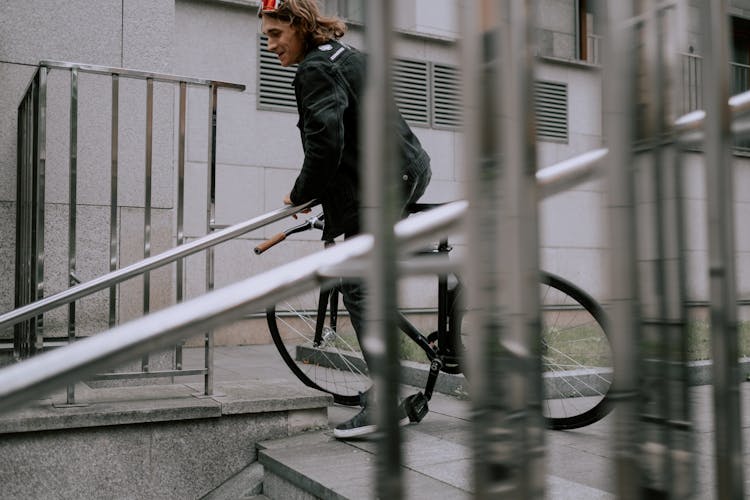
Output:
[0, 379, 332, 500]
[258, 430, 470, 499]
[257, 420, 616, 499]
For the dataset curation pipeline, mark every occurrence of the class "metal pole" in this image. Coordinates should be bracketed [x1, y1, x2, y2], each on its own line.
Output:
[142, 77, 154, 372]
[499, 1, 544, 496]
[175, 81, 187, 371]
[109, 75, 120, 328]
[33, 66, 48, 356]
[66, 67, 79, 405]
[204, 84, 219, 396]
[463, 0, 519, 496]
[363, 1, 402, 498]
[700, 1, 746, 498]
[602, 2, 642, 498]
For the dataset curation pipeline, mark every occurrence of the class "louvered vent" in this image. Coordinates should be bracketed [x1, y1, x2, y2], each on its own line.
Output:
[534, 80, 568, 142]
[258, 35, 297, 111]
[393, 59, 429, 126]
[432, 63, 462, 128]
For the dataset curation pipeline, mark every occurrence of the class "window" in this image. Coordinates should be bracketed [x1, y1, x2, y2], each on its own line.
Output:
[577, 0, 600, 64]
[325, 0, 364, 23]
[731, 16, 750, 95]
[732, 16, 750, 152]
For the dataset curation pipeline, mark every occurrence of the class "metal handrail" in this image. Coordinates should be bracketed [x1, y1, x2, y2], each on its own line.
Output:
[0, 200, 317, 333]
[0, 201, 466, 415]
[39, 60, 246, 89]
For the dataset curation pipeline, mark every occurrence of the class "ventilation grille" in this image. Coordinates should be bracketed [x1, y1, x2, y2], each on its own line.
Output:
[432, 63, 462, 128]
[258, 35, 297, 111]
[534, 80, 568, 142]
[393, 59, 429, 126]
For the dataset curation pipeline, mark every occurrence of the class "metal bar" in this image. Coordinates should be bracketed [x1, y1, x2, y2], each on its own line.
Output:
[602, 3, 641, 497]
[536, 148, 607, 198]
[0, 201, 317, 332]
[14, 78, 32, 354]
[175, 81, 187, 371]
[363, 1, 401, 497]
[462, 1, 497, 496]
[204, 84, 219, 396]
[142, 78, 154, 372]
[109, 75, 120, 328]
[0, 203, 460, 415]
[501, 1, 544, 496]
[654, 4, 694, 497]
[700, 1, 745, 498]
[33, 65, 48, 355]
[66, 67, 79, 405]
[88, 368, 206, 380]
[39, 60, 245, 90]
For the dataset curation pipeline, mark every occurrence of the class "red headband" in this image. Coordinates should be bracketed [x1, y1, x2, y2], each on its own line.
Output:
[260, 0, 285, 13]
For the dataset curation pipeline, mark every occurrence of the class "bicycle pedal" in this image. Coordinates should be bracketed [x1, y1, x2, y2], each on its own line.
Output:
[403, 392, 429, 423]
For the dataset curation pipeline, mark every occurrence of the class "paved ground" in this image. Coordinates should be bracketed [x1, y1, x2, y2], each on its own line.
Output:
[182, 344, 750, 498]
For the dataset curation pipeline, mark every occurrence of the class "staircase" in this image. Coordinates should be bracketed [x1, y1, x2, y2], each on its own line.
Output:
[0, 378, 331, 500]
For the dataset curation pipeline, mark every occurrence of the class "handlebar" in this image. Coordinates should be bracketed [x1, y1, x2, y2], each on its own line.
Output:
[253, 213, 324, 255]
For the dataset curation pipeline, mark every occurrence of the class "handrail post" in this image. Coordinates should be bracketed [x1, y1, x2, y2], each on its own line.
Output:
[203, 83, 219, 397]
[175, 81, 187, 372]
[109, 74, 120, 328]
[142, 77, 154, 373]
[66, 67, 79, 405]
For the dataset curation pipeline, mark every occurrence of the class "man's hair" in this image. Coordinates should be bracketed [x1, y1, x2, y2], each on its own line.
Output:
[261, 0, 347, 47]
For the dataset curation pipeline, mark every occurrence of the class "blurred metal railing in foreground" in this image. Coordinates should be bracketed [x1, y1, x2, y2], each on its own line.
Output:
[14, 60, 244, 402]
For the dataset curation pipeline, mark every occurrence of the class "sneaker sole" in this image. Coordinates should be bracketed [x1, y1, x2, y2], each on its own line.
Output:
[333, 423, 377, 439]
[333, 418, 410, 439]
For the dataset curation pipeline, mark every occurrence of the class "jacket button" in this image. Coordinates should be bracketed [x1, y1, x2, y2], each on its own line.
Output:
[402, 174, 409, 181]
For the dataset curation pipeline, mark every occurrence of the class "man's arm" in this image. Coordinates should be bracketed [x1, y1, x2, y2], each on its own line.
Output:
[289, 62, 348, 204]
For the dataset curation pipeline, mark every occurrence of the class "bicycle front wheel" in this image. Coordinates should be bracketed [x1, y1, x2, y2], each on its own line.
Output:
[540, 272, 612, 430]
[266, 283, 370, 406]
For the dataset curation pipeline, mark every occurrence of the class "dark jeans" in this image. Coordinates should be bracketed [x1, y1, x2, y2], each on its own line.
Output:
[341, 164, 432, 396]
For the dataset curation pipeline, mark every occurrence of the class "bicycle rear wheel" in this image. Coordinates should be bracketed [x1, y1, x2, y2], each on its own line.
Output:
[540, 272, 612, 429]
[266, 283, 370, 406]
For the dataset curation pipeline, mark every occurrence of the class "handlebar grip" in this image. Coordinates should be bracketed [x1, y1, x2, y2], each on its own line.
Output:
[254, 232, 287, 255]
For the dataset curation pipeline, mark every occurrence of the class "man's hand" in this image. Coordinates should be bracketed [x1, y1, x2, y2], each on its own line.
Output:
[284, 193, 311, 219]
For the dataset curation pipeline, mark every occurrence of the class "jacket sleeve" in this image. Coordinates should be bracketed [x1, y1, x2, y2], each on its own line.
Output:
[289, 62, 348, 204]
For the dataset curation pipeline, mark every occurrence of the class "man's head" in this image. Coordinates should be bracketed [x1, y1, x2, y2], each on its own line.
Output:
[259, 0, 347, 66]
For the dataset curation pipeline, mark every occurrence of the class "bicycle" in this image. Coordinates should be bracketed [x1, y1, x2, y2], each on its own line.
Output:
[254, 205, 613, 430]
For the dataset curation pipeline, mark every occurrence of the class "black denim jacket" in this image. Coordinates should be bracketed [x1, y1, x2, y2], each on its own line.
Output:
[289, 39, 431, 240]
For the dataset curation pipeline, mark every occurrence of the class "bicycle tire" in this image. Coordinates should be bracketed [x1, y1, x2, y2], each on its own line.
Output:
[538, 272, 612, 429]
[267, 283, 369, 406]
